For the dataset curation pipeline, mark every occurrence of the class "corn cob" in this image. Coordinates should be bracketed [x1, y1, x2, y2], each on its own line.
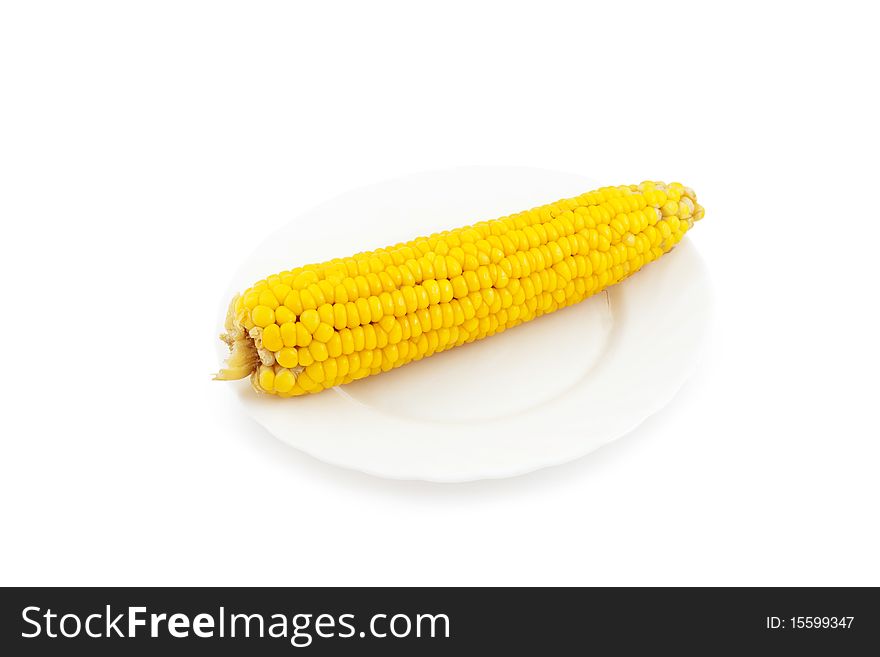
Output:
[217, 181, 704, 396]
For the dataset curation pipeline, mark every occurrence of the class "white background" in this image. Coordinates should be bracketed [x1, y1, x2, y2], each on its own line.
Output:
[1, 1, 878, 586]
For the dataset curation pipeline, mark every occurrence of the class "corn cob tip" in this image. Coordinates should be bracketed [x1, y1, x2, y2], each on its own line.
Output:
[214, 336, 259, 380]
[682, 186, 705, 222]
[216, 296, 305, 392]
[215, 296, 260, 381]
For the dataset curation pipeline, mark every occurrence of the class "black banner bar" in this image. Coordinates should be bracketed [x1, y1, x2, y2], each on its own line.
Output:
[2, 587, 877, 654]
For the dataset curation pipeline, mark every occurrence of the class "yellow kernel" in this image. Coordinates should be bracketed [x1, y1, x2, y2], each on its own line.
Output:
[274, 306, 294, 325]
[366, 273, 383, 295]
[327, 332, 343, 358]
[340, 328, 355, 354]
[398, 265, 415, 287]
[273, 368, 295, 393]
[363, 324, 377, 350]
[457, 296, 474, 320]
[416, 307, 431, 331]
[413, 285, 430, 309]
[449, 299, 465, 326]
[404, 259, 421, 282]
[451, 276, 469, 299]
[342, 277, 358, 300]
[251, 305, 275, 328]
[391, 289, 407, 317]
[362, 256, 380, 274]
[309, 340, 329, 362]
[427, 304, 442, 329]
[376, 291, 392, 316]
[383, 344, 399, 368]
[610, 216, 627, 237]
[258, 289, 279, 310]
[344, 301, 359, 329]
[402, 286, 418, 313]
[306, 361, 325, 383]
[422, 279, 440, 304]
[276, 347, 298, 368]
[300, 308, 320, 333]
[272, 284, 292, 304]
[379, 314, 396, 333]
[433, 279, 451, 303]
[408, 313, 423, 338]
[330, 303, 346, 330]
[296, 371, 317, 391]
[292, 270, 318, 290]
[299, 288, 317, 311]
[356, 350, 372, 371]
[377, 271, 394, 292]
[313, 322, 335, 343]
[386, 265, 403, 286]
[678, 200, 692, 219]
[476, 266, 493, 289]
[355, 298, 371, 324]
[323, 357, 339, 382]
[258, 366, 275, 392]
[523, 225, 541, 247]
[312, 303, 330, 325]
[283, 290, 303, 315]
[295, 322, 312, 347]
[335, 355, 349, 378]
[352, 326, 366, 351]
[387, 319, 403, 344]
[297, 347, 314, 367]
[242, 290, 261, 310]
[438, 302, 453, 328]
[368, 296, 384, 322]
[463, 270, 480, 292]
[280, 321, 297, 347]
[661, 200, 679, 217]
[374, 324, 388, 348]
[348, 275, 364, 297]
[418, 256, 434, 280]
[334, 283, 349, 304]
[261, 323, 283, 351]
[445, 255, 463, 277]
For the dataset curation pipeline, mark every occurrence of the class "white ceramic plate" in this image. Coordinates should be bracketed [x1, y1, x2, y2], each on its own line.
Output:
[219, 167, 712, 482]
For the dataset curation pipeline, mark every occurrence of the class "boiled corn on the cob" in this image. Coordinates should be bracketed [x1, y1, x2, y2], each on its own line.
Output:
[217, 181, 704, 396]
